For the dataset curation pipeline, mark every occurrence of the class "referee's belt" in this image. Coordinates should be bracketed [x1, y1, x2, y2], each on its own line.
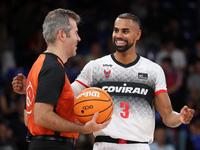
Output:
[95, 136, 148, 144]
[31, 135, 75, 144]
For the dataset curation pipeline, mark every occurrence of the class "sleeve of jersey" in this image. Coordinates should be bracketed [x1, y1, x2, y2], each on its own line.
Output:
[35, 65, 65, 105]
[74, 61, 92, 88]
[154, 65, 167, 96]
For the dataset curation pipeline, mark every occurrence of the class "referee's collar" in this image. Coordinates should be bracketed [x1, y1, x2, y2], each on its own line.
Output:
[110, 53, 140, 68]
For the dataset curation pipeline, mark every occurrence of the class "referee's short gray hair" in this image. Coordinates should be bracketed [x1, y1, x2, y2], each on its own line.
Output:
[42, 8, 81, 45]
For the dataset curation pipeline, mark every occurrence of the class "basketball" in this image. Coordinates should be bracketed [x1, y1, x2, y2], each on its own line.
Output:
[74, 87, 113, 124]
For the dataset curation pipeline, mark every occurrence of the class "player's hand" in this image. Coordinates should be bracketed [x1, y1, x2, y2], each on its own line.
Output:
[12, 73, 27, 94]
[180, 106, 195, 124]
[83, 112, 111, 134]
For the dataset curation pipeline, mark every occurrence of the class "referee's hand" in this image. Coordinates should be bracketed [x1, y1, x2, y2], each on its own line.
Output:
[12, 73, 27, 94]
[83, 112, 111, 133]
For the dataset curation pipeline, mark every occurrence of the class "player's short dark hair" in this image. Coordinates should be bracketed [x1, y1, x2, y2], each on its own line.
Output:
[117, 13, 141, 29]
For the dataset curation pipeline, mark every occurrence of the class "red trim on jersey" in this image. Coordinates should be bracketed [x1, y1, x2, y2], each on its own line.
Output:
[75, 80, 89, 88]
[155, 89, 167, 96]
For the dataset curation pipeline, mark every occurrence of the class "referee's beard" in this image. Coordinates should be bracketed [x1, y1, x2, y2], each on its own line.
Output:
[113, 38, 134, 53]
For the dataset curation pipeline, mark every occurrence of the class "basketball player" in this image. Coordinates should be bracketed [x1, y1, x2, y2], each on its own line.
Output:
[12, 13, 194, 150]
[12, 8, 110, 150]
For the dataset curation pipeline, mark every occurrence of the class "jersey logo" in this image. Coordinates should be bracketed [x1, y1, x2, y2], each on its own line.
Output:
[102, 85, 148, 95]
[104, 70, 111, 78]
[26, 81, 34, 114]
[76, 91, 100, 99]
[103, 64, 113, 67]
[138, 73, 148, 80]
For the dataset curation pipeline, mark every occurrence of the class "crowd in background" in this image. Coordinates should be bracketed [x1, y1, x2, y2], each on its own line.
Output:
[0, 0, 200, 150]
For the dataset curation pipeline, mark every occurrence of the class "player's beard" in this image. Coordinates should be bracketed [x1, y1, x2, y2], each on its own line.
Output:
[113, 38, 134, 53]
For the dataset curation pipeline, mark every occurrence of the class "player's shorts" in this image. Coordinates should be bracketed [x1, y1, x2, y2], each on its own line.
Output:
[93, 136, 150, 150]
[93, 142, 150, 150]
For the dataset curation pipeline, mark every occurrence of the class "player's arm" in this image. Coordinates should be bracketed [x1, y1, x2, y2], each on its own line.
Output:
[12, 74, 27, 94]
[71, 81, 87, 98]
[155, 92, 195, 127]
[34, 102, 110, 134]
[71, 61, 92, 98]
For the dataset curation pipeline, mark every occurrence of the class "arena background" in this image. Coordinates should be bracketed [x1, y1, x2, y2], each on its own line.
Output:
[0, 0, 200, 150]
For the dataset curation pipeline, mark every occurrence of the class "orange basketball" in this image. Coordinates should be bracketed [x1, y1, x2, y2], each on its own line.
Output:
[74, 87, 113, 124]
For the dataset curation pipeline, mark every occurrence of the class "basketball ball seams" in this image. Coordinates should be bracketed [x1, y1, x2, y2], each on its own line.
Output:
[74, 87, 113, 124]
[74, 99, 110, 107]
[101, 107, 113, 123]
[74, 103, 113, 117]
[93, 88, 112, 100]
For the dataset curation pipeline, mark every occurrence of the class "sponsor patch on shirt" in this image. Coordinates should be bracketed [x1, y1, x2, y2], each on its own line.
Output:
[138, 73, 148, 80]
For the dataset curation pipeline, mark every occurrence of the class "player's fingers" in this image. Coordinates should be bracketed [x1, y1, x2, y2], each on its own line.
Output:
[188, 108, 195, 114]
[182, 106, 188, 112]
[183, 117, 192, 124]
[181, 112, 194, 124]
[181, 107, 195, 118]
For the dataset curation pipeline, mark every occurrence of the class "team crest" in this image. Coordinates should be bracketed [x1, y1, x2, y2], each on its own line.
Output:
[104, 70, 111, 78]
[103, 64, 112, 78]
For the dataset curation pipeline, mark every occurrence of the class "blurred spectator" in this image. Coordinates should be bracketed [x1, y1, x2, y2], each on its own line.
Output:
[160, 57, 183, 111]
[155, 39, 187, 72]
[0, 121, 16, 150]
[150, 122, 176, 150]
[143, 30, 161, 61]
[189, 117, 200, 134]
[163, 17, 188, 50]
[129, 0, 148, 21]
[135, 39, 147, 58]
[26, 27, 47, 67]
[0, 0, 199, 150]
[186, 59, 200, 103]
[143, 0, 164, 34]
[188, 37, 200, 65]
[0, 82, 18, 122]
[106, 37, 115, 54]
[0, 21, 16, 81]
[10, 95, 28, 150]
[74, 0, 98, 51]
[1, 50, 17, 81]
[11, 1, 39, 67]
[65, 57, 87, 83]
[85, 42, 104, 62]
[188, 111, 200, 150]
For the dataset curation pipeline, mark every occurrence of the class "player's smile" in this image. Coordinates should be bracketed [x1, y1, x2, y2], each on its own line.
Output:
[114, 38, 127, 47]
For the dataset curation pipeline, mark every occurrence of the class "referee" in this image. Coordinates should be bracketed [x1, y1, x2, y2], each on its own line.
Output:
[12, 8, 110, 150]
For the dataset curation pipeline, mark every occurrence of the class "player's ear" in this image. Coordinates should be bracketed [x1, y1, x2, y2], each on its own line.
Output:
[136, 29, 142, 41]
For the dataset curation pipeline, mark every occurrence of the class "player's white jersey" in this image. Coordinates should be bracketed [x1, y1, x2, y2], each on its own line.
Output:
[75, 54, 167, 143]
